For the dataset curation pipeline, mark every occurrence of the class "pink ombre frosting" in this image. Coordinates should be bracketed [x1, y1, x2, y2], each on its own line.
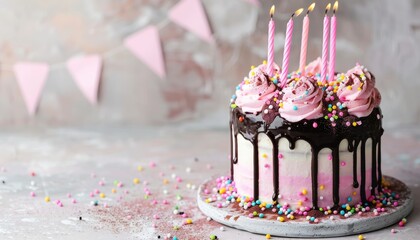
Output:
[234, 60, 382, 120]
[304, 57, 322, 76]
[337, 64, 381, 118]
[235, 64, 280, 113]
[279, 76, 323, 122]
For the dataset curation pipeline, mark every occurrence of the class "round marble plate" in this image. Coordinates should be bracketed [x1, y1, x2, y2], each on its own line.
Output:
[197, 176, 413, 238]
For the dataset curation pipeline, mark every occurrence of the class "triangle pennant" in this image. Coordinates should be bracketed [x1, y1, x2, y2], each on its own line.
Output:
[13, 62, 49, 115]
[66, 54, 103, 105]
[124, 25, 166, 79]
[169, 0, 214, 44]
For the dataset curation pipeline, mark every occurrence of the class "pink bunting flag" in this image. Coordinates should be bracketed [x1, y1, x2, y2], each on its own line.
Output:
[243, 0, 260, 7]
[66, 55, 103, 105]
[124, 25, 166, 79]
[13, 62, 49, 115]
[169, 0, 214, 44]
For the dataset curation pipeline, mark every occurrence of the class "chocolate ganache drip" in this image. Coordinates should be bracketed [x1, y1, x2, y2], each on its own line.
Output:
[230, 107, 383, 208]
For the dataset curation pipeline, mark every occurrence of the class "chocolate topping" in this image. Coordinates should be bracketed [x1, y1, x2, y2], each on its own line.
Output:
[230, 107, 384, 208]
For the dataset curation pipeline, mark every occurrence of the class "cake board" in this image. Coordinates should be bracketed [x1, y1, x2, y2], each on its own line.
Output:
[197, 176, 413, 238]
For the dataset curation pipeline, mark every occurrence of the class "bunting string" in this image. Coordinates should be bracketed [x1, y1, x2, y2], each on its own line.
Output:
[0, 0, 259, 115]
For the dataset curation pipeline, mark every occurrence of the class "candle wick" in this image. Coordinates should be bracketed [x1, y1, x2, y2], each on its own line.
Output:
[325, 3, 332, 15]
[307, 3, 316, 15]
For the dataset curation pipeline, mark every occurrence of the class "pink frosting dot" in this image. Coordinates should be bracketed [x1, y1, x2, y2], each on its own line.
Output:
[341, 161, 346, 166]
[328, 154, 333, 161]
[278, 153, 283, 159]
[312, 122, 318, 128]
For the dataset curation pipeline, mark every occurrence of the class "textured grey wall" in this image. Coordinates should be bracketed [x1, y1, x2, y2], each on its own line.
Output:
[0, 0, 419, 128]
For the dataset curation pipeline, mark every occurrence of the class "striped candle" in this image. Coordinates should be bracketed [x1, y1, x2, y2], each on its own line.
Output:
[299, 3, 315, 75]
[280, 8, 303, 88]
[267, 6, 276, 77]
[321, 4, 331, 84]
[279, 19, 294, 87]
[299, 15, 310, 76]
[329, 1, 338, 82]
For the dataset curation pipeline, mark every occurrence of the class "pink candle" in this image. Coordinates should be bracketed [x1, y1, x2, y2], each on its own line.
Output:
[267, 5, 276, 77]
[280, 8, 304, 88]
[329, 1, 338, 82]
[299, 3, 316, 75]
[321, 4, 331, 84]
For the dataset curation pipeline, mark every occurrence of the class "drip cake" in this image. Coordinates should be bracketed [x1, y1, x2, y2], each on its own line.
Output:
[198, 3, 413, 237]
[230, 60, 383, 210]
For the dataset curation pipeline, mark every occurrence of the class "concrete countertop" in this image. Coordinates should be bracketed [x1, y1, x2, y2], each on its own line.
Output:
[0, 126, 419, 239]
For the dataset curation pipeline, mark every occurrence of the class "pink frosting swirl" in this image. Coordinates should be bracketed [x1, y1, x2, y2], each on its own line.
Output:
[337, 64, 381, 118]
[278, 76, 324, 122]
[235, 64, 280, 114]
[304, 57, 322, 76]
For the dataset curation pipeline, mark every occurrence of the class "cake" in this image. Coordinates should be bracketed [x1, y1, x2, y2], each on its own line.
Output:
[197, 4, 412, 237]
[229, 58, 383, 210]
